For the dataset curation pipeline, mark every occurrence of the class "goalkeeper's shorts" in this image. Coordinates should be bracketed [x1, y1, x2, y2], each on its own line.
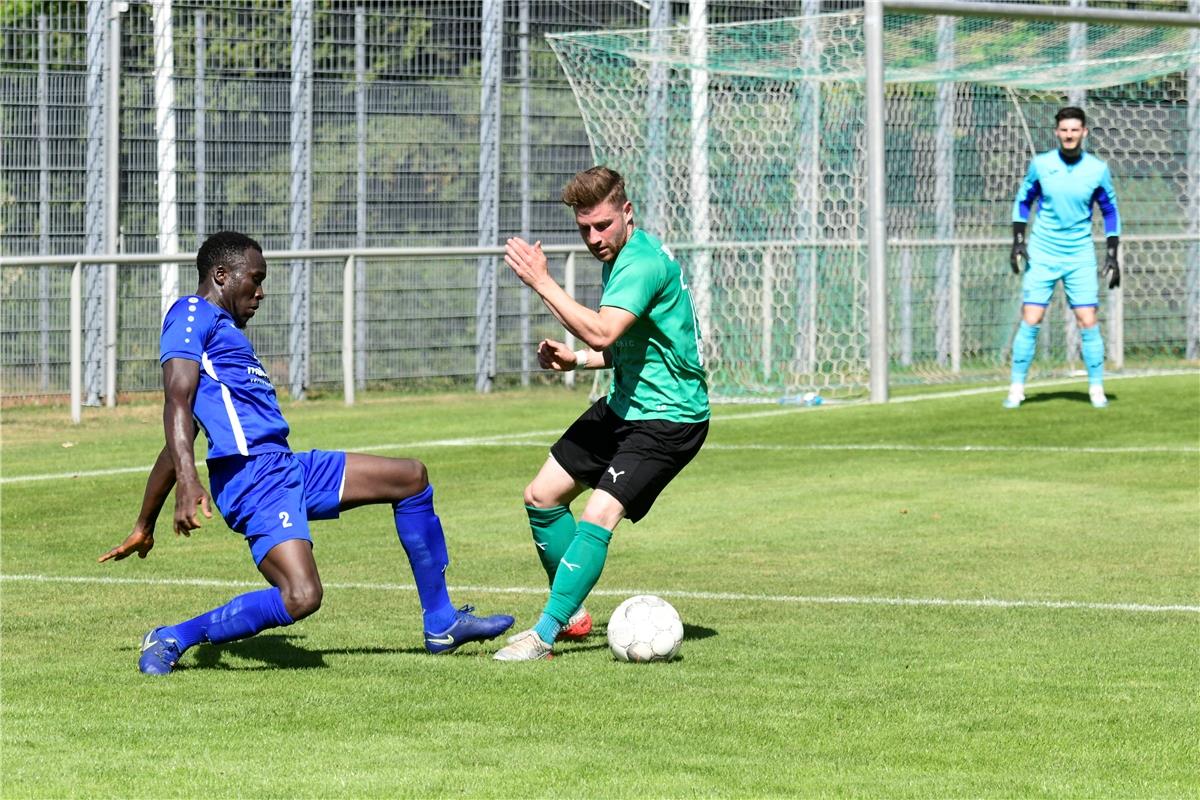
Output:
[1022, 259, 1099, 309]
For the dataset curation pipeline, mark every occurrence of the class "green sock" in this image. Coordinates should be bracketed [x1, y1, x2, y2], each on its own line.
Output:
[526, 504, 576, 587]
[543, 520, 613, 632]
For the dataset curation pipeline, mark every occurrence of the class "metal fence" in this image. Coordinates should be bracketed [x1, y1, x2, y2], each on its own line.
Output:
[0, 0, 835, 405]
[4, 232, 1195, 421]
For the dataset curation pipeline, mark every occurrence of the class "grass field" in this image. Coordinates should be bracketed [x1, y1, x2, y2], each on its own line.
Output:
[2, 373, 1198, 798]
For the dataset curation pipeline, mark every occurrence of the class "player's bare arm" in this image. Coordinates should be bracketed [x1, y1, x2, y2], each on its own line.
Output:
[504, 237, 635, 349]
[99, 446, 177, 562]
[162, 357, 213, 537]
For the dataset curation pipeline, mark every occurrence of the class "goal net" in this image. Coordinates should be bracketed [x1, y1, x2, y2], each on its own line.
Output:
[547, 9, 1200, 400]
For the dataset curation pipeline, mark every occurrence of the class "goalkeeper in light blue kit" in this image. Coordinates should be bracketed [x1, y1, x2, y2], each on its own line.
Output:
[100, 231, 513, 674]
[1005, 106, 1120, 409]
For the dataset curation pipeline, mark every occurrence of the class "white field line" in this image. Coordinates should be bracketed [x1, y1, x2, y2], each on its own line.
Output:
[4, 438, 1195, 485]
[4, 370, 1197, 485]
[2, 573, 1196, 615]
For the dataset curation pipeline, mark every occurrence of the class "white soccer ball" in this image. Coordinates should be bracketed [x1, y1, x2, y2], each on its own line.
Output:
[606, 594, 684, 663]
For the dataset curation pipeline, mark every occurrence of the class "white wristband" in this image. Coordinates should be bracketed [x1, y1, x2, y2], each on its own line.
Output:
[573, 349, 590, 370]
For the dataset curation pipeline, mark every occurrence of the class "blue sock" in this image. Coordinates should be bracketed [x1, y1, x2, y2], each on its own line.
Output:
[394, 484, 456, 633]
[168, 586, 295, 650]
[1011, 320, 1040, 384]
[533, 613, 562, 645]
[1080, 323, 1105, 385]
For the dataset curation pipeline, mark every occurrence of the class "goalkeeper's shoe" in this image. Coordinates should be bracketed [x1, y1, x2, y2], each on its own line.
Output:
[138, 626, 184, 675]
[424, 605, 515, 655]
[559, 607, 593, 641]
[493, 629, 554, 661]
[1089, 385, 1109, 408]
[1002, 385, 1025, 409]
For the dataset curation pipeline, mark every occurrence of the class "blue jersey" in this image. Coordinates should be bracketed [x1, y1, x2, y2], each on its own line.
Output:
[1013, 149, 1120, 265]
[160, 295, 291, 459]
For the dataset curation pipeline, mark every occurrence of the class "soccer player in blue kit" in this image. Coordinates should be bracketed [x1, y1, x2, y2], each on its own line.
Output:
[1006, 106, 1121, 409]
[100, 231, 514, 674]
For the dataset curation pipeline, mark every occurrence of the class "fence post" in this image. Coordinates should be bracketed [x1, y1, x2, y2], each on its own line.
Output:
[934, 14, 956, 367]
[84, 0, 106, 407]
[900, 248, 913, 367]
[518, 0, 531, 387]
[355, 7, 368, 390]
[343, 255, 356, 406]
[104, 0, 125, 408]
[864, 0, 889, 402]
[152, 0, 180, 319]
[1187, 0, 1200, 360]
[38, 13, 51, 392]
[71, 262, 82, 424]
[289, 1, 313, 400]
[950, 245, 961, 373]
[194, 8, 206, 244]
[476, 0, 502, 393]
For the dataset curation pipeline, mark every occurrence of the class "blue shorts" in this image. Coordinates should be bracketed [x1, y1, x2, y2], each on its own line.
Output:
[1022, 260, 1099, 308]
[207, 449, 347, 565]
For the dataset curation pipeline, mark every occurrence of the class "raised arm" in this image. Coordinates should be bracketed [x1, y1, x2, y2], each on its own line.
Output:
[504, 237, 636, 349]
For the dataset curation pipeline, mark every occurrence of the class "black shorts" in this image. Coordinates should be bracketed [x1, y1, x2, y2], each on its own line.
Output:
[550, 397, 708, 523]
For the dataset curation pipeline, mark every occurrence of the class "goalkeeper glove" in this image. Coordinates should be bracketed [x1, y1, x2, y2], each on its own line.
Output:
[1010, 222, 1028, 275]
[1103, 236, 1120, 289]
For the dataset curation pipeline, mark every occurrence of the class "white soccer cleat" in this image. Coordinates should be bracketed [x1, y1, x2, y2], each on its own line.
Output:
[1002, 384, 1025, 409]
[1089, 385, 1108, 408]
[493, 629, 553, 661]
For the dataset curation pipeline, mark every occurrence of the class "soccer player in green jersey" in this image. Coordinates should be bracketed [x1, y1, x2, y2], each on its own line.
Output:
[494, 166, 709, 661]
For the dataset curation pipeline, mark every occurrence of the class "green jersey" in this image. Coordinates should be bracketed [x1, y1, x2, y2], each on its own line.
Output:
[600, 228, 710, 423]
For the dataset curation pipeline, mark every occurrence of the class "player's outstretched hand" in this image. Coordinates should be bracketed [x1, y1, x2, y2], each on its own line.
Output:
[1010, 239, 1028, 275]
[504, 237, 550, 291]
[173, 482, 213, 537]
[537, 338, 576, 372]
[1104, 239, 1120, 289]
[99, 527, 155, 563]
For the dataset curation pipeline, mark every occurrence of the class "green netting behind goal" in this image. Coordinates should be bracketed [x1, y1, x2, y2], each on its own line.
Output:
[548, 11, 1200, 400]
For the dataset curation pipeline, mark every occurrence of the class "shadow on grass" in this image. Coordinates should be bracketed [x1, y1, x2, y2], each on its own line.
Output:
[161, 625, 719, 671]
[1024, 390, 1116, 406]
[183, 633, 418, 671]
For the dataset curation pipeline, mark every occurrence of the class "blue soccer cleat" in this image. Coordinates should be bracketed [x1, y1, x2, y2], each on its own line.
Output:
[424, 605, 515, 655]
[138, 626, 184, 675]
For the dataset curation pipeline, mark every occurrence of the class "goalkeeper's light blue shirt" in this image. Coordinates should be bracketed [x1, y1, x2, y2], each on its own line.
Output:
[160, 295, 291, 459]
[1012, 149, 1120, 265]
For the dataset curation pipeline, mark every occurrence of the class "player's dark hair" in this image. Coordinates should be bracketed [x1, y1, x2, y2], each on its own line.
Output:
[196, 231, 263, 282]
[562, 166, 628, 210]
[1055, 106, 1086, 126]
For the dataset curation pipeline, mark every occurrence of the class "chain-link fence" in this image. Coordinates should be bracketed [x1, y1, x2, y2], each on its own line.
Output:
[0, 0, 830, 403]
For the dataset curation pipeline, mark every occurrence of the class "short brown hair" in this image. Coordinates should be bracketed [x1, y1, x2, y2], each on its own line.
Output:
[561, 166, 628, 210]
[1055, 106, 1086, 126]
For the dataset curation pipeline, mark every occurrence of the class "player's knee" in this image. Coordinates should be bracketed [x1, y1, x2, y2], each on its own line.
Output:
[391, 458, 428, 499]
[524, 481, 557, 508]
[281, 580, 323, 620]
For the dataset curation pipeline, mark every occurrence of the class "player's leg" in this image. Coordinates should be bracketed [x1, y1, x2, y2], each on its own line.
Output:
[496, 418, 707, 661]
[1007, 262, 1054, 408]
[512, 399, 614, 642]
[139, 454, 310, 675]
[334, 451, 513, 652]
[524, 455, 588, 586]
[1064, 263, 1107, 407]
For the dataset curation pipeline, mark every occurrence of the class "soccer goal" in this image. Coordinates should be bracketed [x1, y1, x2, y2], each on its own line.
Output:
[547, 1, 1200, 401]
